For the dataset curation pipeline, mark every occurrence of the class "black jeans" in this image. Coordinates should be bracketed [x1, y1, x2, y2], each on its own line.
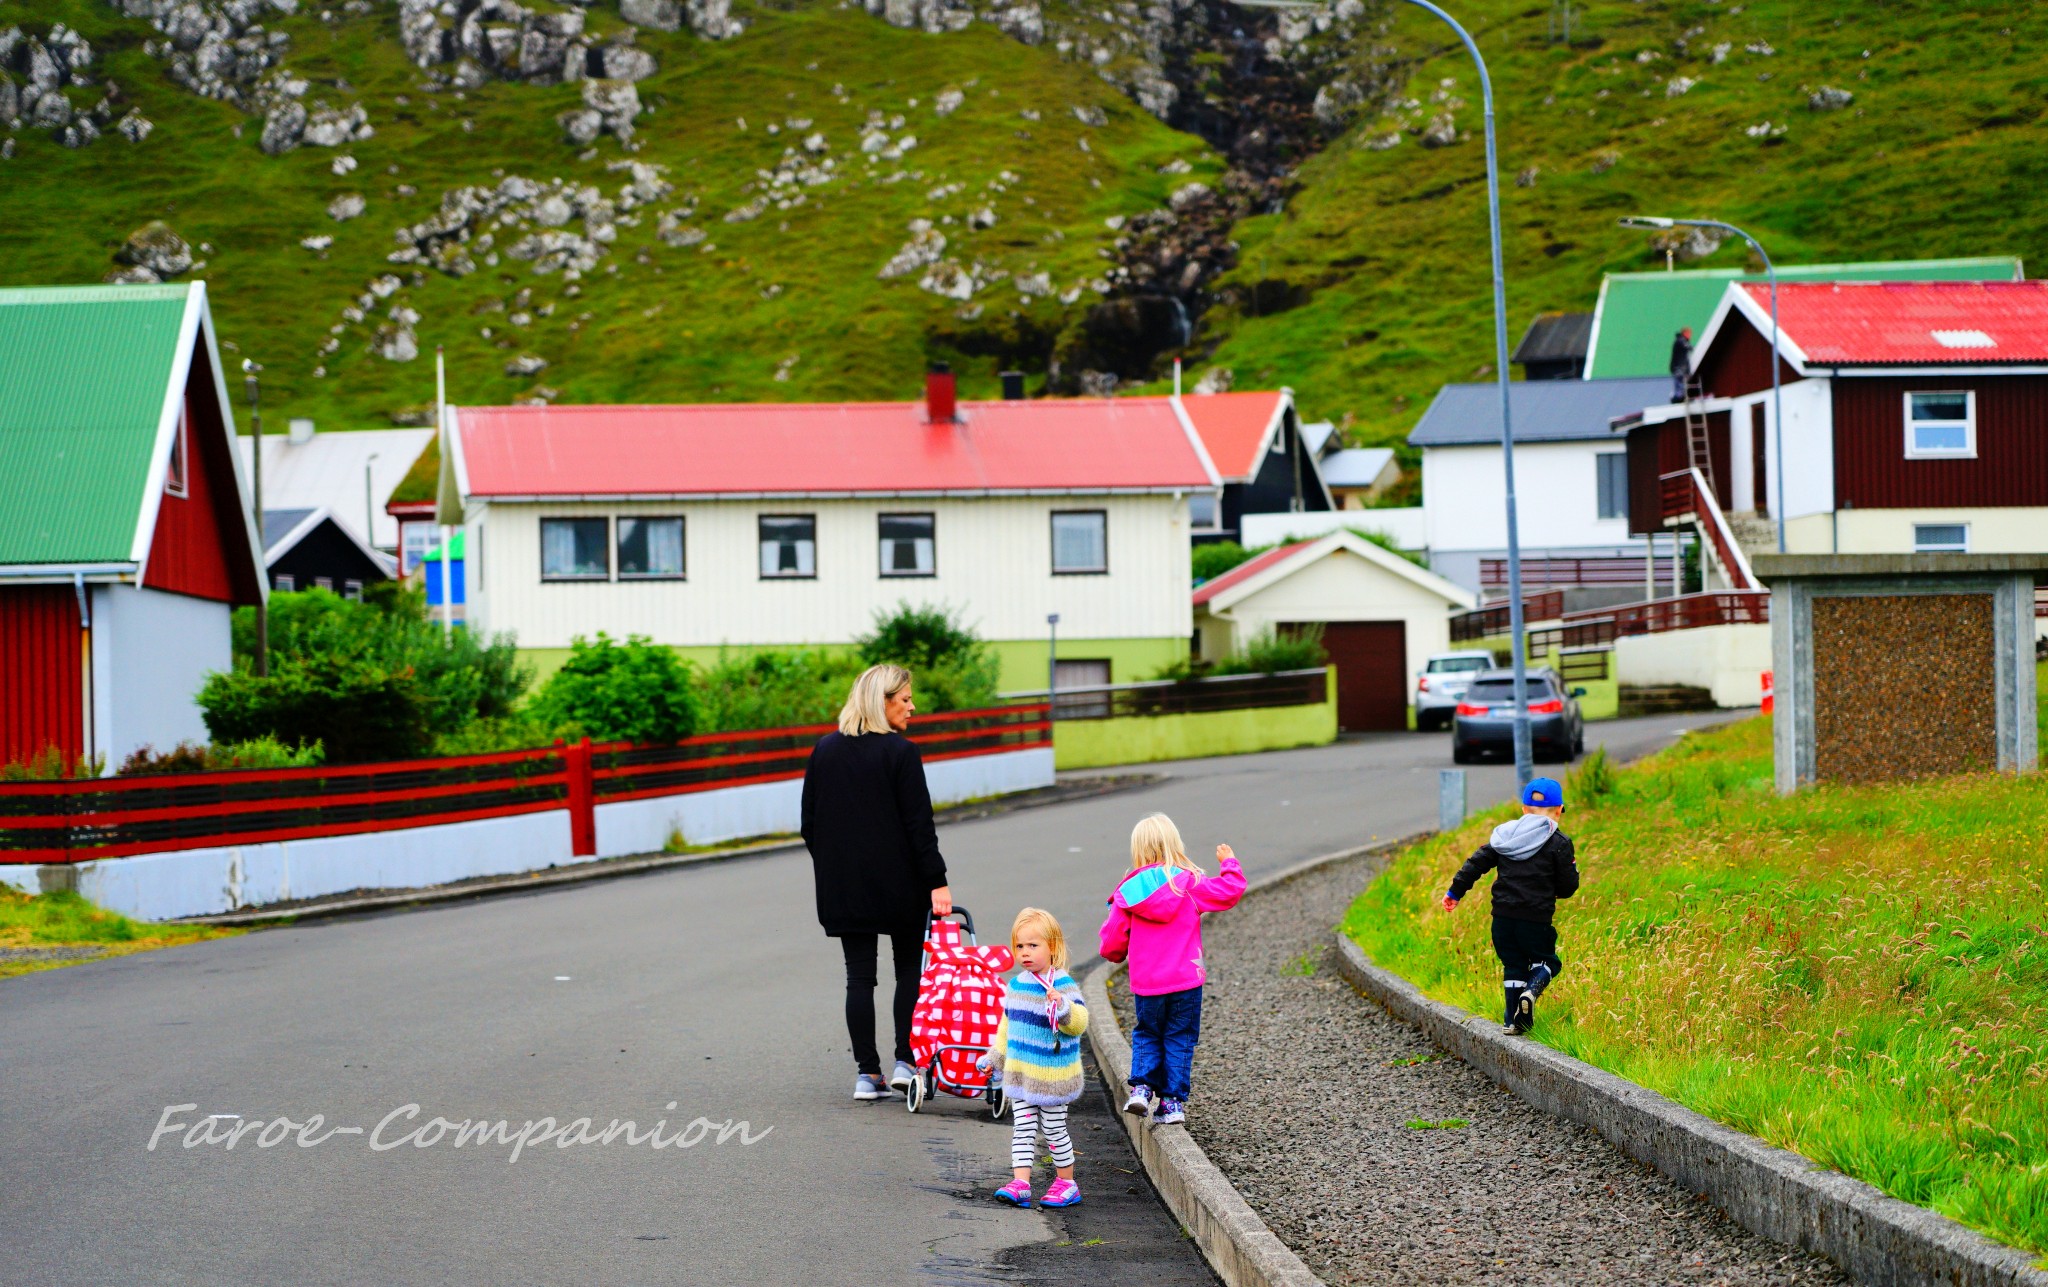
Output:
[1492, 915, 1562, 985]
[840, 929, 923, 1075]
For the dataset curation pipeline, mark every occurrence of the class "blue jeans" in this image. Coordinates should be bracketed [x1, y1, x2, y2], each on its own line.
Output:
[1129, 986, 1203, 1101]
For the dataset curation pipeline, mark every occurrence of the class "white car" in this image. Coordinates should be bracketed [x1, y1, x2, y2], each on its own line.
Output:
[1414, 650, 1497, 730]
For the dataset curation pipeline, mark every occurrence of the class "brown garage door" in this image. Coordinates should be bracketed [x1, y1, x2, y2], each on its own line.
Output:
[1289, 621, 1408, 732]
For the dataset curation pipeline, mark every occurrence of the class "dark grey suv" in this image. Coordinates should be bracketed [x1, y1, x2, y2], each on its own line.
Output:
[1451, 668, 1585, 764]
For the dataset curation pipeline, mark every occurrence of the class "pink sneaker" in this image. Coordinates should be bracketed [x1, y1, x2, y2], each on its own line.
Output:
[1039, 1178, 1081, 1208]
[994, 1179, 1032, 1206]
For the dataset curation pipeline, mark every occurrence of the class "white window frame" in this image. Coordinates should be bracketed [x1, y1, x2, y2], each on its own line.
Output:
[877, 512, 936, 578]
[1594, 453, 1628, 521]
[759, 514, 818, 580]
[1050, 509, 1108, 575]
[1912, 522, 1969, 554]
[165, 408, 189, 498]
[400, 522, 437, 575]
[1903, 390, 1976, 459]
[1187, 492, 1221, 532]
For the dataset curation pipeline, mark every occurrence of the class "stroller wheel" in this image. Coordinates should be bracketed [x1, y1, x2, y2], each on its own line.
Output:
[906, 1071, 924, 1113]
[986, 1082, 1007, 1120]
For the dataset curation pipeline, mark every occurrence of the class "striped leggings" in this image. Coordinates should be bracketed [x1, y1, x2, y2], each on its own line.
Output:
[1009, 1103, 1074, 1171]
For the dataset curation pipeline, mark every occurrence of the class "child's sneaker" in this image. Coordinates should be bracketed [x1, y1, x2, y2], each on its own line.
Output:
[1508, 990, 1535, 1035]
[994, 1179, 1033, 1207]
[1122, 1083, 1156, 1117]
[1152, 1097, 1186, 1125]
[1039, 1178, 1081, 1208]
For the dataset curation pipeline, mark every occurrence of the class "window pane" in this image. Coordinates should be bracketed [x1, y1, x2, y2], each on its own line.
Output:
[1913, 524, 1968, 552]
[1189, 494, 1218, 527]
[1910, 393, 1970, 422]
[542, 518, 609, 577]
[619, 517, 684, 577]
[274, 574, 295, 592]
[879, 514, 935, 576]
[1468, 678, 1554, 702]
[1596, 454, 1628, 520]
[760, 516, 816, 577]
[1913, 423, 1969, 453]
[1427, 657, 1490, 673]
[1051, 511, 1106, 572]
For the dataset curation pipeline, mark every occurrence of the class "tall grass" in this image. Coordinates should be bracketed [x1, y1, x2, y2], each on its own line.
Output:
[1344, 716, 2048, 1256]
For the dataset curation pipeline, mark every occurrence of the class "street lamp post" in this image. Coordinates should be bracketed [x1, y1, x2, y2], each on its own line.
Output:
[241, 360, 268, 678]
[1400, 0, 1534, 784]
[1046, 613, 1061, 723]
[1618, 216, 1786, 554]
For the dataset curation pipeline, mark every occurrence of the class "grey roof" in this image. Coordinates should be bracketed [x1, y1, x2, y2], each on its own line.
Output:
[1319, 447, 1396, 487]
[1511, 312, 1594, 365]
[1302, 420, 1337, 457]
[261, 508, 316, 552]
[1406, 377, 1672, 448]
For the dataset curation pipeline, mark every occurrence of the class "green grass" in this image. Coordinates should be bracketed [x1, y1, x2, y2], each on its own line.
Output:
[1344, 716, 2048, 1256]
[5, 2, 2042, 439]
[0, 889, 238, 979]
[1404, 1117, 1469, 1130]
[0, 0, 1220, 425]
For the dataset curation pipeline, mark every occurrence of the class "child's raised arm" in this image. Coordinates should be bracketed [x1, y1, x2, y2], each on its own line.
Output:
[1099, 900, 1132, 963]
[1191, 843, 1246, 912]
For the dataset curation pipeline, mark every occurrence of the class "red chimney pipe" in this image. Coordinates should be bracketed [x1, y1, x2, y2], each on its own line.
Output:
[925, 364, 957, 424]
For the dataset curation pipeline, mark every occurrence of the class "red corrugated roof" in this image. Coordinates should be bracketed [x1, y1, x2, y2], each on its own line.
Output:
[1737, 280, 2048, 365]
[1191, 540, 1314, 605]
[456, 397, 1214, 497]
[1166, 390, 1287, 481]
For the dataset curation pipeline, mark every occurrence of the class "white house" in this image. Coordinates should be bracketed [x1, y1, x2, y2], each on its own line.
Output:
[1191, 530, 1474, 731]
[442, 373, 1218, 690]
[1409, 377, 1673, 597]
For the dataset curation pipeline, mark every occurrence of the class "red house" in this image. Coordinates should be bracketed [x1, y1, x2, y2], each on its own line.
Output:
[0, 283, 265, 771]
[1623, 279, 2048, 560]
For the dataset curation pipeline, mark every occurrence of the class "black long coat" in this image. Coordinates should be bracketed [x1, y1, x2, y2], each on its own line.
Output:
[800, 730, 948, 936]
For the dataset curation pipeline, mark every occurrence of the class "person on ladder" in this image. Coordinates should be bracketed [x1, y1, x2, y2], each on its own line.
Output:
[1669, 326, 1694, 402]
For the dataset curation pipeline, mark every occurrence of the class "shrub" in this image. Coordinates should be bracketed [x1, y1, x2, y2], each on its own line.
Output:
[1212, 625, 1327, 675]
[531, 633, 700, 744]
[694, 647, 862, 733]
[200, 657, 433, 763]
[1192, 540, 1261, 583]
[0, 747, 104, 781]
[855, 603, 1001, 713]
[1567, 745, 1617, 803]
[118, 737, 325, 776]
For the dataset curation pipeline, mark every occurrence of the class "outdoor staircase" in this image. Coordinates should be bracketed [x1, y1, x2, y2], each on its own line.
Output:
[1727, 511, 1778, 561]
[1618, 684, 1718, 717]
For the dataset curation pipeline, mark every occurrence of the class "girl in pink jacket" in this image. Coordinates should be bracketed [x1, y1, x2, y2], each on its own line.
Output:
[1098, 813, 1245, 1125]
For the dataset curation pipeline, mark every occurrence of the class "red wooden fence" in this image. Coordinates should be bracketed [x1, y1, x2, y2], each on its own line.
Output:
[0, 704, 1051, 866]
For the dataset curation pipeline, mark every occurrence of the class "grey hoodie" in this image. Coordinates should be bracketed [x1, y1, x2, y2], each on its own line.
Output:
[1489, 814, 1557, 861]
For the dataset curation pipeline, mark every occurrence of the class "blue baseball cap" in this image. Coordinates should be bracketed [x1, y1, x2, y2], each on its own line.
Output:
[1522, 777, 1564, 807]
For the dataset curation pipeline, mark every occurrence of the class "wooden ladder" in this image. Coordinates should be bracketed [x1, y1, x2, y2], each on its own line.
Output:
[1681, 377, 1716, 499]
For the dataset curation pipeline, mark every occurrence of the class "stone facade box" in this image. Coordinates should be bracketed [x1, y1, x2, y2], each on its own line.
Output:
[1754, 553, 2044, 794]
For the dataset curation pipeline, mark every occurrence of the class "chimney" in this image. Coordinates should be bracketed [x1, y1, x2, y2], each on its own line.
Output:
[287, 418, 316, 445]
[924, 362, 957, 423]
[999, 370, 1025, 401]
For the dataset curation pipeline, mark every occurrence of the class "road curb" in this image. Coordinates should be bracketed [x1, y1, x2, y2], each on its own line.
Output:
[1331, 932, 2048, 1287]
[1079, 837, 1421, 1287]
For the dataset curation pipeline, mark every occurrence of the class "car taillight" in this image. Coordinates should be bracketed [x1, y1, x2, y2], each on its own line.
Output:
[1529, 698, 1564, 715]
[1455, 702, 1487, 717]
[1417, 675, 1429, 692]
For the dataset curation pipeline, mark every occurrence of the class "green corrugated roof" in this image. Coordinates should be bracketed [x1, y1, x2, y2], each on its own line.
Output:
[1585, 257, 2024, 379]
[0, 284, 193, 564]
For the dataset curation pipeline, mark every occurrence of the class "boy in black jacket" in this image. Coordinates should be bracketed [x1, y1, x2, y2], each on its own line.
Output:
[1442, 776, 1580, 1035]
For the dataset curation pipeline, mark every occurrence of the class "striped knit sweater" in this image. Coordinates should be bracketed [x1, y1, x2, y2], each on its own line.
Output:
[988, 969, 1090, 1107]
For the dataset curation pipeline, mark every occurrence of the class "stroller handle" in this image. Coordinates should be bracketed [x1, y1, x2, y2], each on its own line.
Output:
[927, 906, 976, 939]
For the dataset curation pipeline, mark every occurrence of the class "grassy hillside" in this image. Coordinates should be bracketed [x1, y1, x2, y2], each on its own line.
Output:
[1189, 0, 2048, 450]
[0, 0, 1219, 425]
[3, 0, 2044, 446]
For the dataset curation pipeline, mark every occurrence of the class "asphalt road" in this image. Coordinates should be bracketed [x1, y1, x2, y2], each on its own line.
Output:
[0, 713, 1732, 1286]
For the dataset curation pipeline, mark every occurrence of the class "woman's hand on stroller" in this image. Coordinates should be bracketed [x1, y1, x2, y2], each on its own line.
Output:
[931, 885, 953, 915]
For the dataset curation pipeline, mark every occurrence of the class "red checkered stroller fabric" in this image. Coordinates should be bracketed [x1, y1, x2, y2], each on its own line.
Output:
[909, 916, 1014, 1097]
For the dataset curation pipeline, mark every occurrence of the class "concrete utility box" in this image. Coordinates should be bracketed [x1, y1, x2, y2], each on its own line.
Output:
[1753, 554, 2044, 794]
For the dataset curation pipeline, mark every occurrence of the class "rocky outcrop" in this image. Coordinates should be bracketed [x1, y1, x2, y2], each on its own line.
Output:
[107, 221, 194, 282]
[558, 76, 640, 144]
[383, 163, 669, 282]
[1, 24, 141, 149]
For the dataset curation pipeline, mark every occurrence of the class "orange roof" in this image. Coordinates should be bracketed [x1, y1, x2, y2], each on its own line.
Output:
[1191, 540, 1314, 605]
[1164, 390, 1289, 481]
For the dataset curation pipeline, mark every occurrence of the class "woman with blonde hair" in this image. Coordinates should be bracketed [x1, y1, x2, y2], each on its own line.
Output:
[801, 663, 953, 1101]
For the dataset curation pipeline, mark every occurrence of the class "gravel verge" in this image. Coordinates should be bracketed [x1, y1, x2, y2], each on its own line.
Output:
[1168, 851, 1850, 1287]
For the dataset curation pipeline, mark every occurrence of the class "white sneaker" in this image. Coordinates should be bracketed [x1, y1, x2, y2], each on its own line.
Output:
[853, 1073, 887, 1101]
[1122, 1084, 1155, 1117]
[889, 1060, 917, 1093]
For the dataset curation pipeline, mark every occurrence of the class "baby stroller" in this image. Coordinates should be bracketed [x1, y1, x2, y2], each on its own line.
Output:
[905, 908, 1012, 1118]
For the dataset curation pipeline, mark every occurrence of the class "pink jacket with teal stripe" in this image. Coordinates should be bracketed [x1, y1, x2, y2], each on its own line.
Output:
[1098, 856, 1246, 996]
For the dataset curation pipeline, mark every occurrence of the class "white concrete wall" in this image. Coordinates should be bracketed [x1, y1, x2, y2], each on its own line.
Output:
[90, 584, 228, 768]
[1615, 624, 1772, 709]
[1196, 546, 1461, 683]
[594, 746, 1055, 855]
[1422, 440, 1636, 556]
[473, 494, 1191, 649]
[0, 747, 1054, 921]
[1240, 508, 1426, 550]
[1775, 377, 1834, 521]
